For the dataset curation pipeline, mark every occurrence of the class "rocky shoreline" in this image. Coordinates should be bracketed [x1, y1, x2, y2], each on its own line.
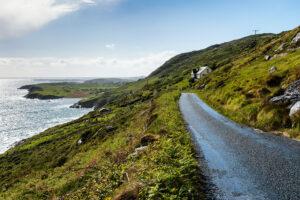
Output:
[25, 92, 63, 100]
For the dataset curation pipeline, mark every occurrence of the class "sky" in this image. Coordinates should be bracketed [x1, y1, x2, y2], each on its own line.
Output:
[0, 0, 299, 78]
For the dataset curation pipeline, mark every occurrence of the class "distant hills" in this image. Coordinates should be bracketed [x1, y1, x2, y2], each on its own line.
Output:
[84, 77, 144, 84]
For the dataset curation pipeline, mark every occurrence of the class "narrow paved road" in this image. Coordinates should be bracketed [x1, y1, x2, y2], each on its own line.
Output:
[179, 93, 300, 200]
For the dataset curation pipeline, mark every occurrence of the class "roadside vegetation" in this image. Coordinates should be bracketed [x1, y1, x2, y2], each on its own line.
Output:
[0, 77, 205, 199]
[150, 26, 300, 138]
[193, 27, 300, 138]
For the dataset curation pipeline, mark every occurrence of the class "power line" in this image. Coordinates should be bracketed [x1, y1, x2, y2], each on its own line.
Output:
[253, 29, 259, 35]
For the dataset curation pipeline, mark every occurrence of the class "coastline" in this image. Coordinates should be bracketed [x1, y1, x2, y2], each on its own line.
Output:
[19, 85, 65, 100]
[0, 79, 93, 154]
[18, 82, 113, 109]
[19, 84, 95, 108]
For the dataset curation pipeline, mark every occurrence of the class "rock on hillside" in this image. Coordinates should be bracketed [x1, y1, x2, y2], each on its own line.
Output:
[292, 32, 300, 44]
[289, 101, 300, 119]
[270, 79, 300, 105]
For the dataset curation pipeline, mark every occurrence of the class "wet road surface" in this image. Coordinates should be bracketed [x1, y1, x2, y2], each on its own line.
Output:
[179, 93, 300, 200]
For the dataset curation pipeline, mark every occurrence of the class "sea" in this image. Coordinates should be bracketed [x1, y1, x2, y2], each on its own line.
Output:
[0, 78, 92, 154]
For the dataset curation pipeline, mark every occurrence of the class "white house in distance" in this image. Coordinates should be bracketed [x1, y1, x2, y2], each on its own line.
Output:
[191, 66, 212, 79]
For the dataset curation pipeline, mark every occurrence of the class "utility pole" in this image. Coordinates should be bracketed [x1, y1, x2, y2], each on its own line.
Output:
[253, 29, 259, 35]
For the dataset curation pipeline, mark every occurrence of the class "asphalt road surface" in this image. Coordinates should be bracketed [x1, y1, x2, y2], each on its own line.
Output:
[179, 93, 300, 200]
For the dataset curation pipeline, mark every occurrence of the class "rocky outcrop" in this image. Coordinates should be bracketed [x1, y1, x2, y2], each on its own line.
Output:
[129, 146, 148, 158]
[25, 93, 63, 100]
[270, 79, 300, 105]
[275, 43, 286, 52]
[264, 55, 271, 61]
[77, 139, 83, 145]
[271, 53, 288, 60]
[291, 32, 300, 44]
[19, 85, 42, 92]
[105, 125, 115, 132]
[12, 139, 26, 148]
[269, 66, 277, 74]
[70, 103, 82, 108]
[289, 101, 300, 119]
[70, 97, 111, 109]
[98, 107, 111, 114]
[70, 98, 97, 108]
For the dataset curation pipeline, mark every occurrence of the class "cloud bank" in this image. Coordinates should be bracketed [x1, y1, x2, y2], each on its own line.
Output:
[0, 51, 176, 77]
[105, 44, 116, 50]
[0, 0, 119, 39]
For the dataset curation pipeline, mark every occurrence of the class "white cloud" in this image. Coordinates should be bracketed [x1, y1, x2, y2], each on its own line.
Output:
[0, 51, 176, 77]
[105, 43, 116, 50]
[0, 0, 120, 39]
[81, 0, 96, 4]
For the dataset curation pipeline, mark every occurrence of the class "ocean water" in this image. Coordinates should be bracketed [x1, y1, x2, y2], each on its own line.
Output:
[0, 79, 92, 154]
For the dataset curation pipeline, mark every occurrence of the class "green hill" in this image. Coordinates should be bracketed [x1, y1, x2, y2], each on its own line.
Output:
[150, 26, 300, 138]
[1, 26, 299, 199]
[84, 77, 143, 84]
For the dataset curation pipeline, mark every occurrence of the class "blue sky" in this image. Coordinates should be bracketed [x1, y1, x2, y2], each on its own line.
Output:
[0, 0, 299, 77]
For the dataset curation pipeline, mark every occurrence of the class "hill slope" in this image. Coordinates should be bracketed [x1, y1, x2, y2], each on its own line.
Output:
[151, 26, 300, 138]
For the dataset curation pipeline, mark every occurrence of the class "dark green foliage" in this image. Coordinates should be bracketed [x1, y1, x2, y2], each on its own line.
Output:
[266, 75, 284, 87]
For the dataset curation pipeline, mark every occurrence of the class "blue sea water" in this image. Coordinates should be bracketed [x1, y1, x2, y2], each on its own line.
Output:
[0, 79, 92, 154]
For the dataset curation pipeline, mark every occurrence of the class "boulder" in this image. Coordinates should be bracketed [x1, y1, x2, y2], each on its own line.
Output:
[289, 101, 300, 119]
[70, 103, 81, 108]
[286, 80, 300, 94]
[291, 32, 300, 44]
[99, 107, 111, 114]
[106, 126, 115, 132]
[271, 53, 288, 60]
[275, 43, 286, 52]
[129, 146, 148, 158]
[264, 55, 271, 61]
[197, 83, 206, 90]
[135, 146, 148, 154]
[77, 139, 83, 145]
[12, 139, 26, 147]
[122, 172, 130, 182]
[270, 79, 300, 105]
[269, 95, 290, 105]
[269, 66, 277, 74]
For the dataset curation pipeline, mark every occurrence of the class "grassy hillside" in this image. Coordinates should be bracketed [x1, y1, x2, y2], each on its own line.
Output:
[1, 79, 206, 199]
[150, 26, 300, 138]
[84, 77, 143, 84]
[1, 26, 299, 199]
